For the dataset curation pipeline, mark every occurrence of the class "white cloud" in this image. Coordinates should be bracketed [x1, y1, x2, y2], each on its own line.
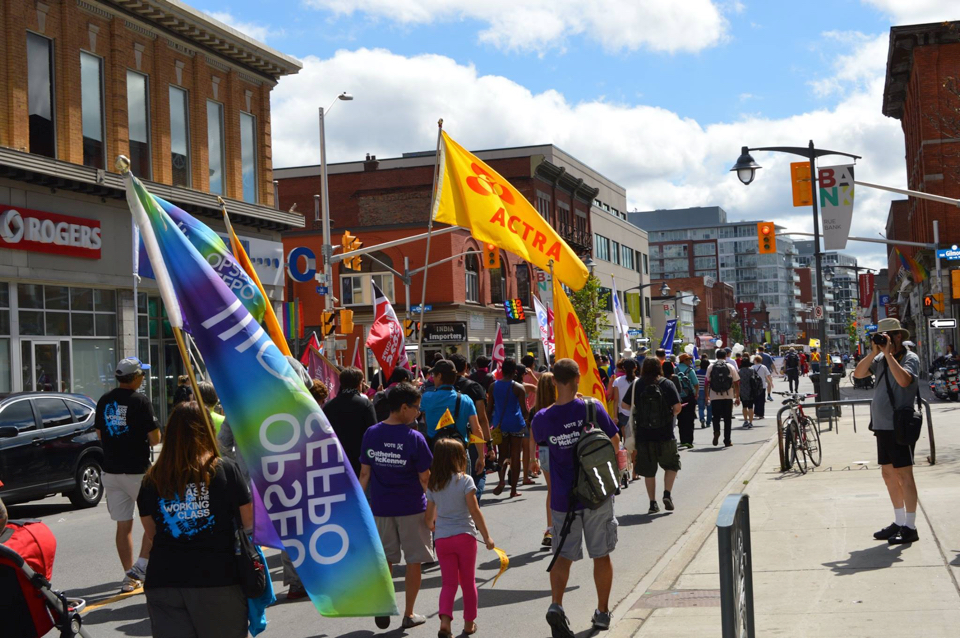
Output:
[204, 11, 277, 43]
[862, 0, 960, 25]
[304, 0, 730, 55]
[809, 31, 889, 98]
[271, 37, 904, 271]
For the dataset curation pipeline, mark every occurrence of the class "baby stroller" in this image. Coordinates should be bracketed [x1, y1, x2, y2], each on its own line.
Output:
[0, 520, 90, 638]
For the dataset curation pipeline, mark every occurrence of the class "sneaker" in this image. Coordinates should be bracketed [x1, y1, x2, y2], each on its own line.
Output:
[375, 616, 391, 629]
[889, 527, 920, 544]
[542, 529, 553, 547]
[648, 501, 660, 514]
[120, 576, 141, 593]
[125, 563, 147, 582]
[873, 523, 901, 540]
[402, 613, 427, 629]
[546, 603, 575, 638]
[592, 609, 612, 630]
[663, 494, 674, 511]
[724, 441, 733, 447]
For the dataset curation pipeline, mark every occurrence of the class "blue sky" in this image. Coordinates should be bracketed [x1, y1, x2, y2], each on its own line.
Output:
[194, 0, 959, 269]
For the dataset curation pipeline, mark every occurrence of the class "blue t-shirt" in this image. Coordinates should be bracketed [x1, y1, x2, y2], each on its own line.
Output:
[361, 422, 433, 517]
[531, 399, 619, 512]
[492, 380, 526, 433]
[419, 385, 477, 441]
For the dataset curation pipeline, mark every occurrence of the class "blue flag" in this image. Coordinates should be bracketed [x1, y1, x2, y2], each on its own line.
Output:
[660, 319, 678, 352]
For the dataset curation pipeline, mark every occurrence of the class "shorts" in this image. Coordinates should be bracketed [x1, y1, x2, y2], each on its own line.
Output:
[146, 585, 247, 638]
[538, 445, 550, 474]
[741, 399, 755, 409]
[617, 412, 630, 434]
[634, 440, 681, 477]
[375, 513, 436, 565]
[875, 430, 915, 469]
[550, 498, 618, 561]
[501, 427, 529, 439]
[103, 473, 145, 522]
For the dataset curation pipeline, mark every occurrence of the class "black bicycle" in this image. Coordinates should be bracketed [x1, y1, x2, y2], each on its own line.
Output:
[774, 391, 822, 473]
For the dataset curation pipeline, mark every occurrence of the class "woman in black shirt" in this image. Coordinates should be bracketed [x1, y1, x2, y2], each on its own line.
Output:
[137, 401, 252, 638]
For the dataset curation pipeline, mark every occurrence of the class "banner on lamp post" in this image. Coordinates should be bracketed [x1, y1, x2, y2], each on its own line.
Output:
[819, 164, 855, 250]
[858, 273, 875, 309]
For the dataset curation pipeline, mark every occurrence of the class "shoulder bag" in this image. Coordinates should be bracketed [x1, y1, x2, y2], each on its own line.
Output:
[879, 359, 923, 446]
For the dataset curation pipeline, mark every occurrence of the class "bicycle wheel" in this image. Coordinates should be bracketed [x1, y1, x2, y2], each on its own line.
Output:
[783, 419, 799, 472]
[791, 422, 807, 474]
[801, 416, 822, 467]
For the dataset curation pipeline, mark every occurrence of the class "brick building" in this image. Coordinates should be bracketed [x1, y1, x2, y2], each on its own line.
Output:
[882, 21, 960, 360]
[649, 275, 735, 349]
[0, 0, 301, 419]
[276, 145, 650, 366]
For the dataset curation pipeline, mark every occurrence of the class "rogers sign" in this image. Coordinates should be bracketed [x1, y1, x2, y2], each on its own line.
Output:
[0, 207, 101, 259]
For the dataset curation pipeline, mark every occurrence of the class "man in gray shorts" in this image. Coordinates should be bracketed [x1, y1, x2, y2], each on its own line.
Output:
[532, 359, 621, 638]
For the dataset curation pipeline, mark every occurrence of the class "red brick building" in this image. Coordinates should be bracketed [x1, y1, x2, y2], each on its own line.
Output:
[650, 275, 735, 347]
[276, 145, 643, 366]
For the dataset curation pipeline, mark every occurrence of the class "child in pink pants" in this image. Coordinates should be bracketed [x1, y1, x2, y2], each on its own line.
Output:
[426, 439, 495, 638]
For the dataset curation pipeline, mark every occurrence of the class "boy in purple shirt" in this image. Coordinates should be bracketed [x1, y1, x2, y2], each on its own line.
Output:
[360, 382, 434, 630]
[531, 359, 620, 637]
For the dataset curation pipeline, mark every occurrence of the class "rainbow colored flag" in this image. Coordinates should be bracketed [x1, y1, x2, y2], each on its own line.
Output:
[894, 247, 927, 283]
[124, 171, 396, 618]
[282, 300, 303, 340]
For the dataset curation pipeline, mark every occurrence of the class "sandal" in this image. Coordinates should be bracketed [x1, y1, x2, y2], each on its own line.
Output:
[464, 621, 478, 635]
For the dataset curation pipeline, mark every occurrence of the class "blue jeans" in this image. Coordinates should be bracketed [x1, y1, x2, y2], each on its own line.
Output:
[698, 389, 712, 424]
[469, 444, 486, 503]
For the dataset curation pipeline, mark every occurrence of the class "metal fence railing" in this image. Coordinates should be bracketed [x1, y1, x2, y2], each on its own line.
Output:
[775, 398, 936, 471]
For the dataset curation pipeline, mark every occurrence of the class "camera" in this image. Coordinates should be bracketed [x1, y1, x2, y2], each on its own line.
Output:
[872, 333, 888, 347]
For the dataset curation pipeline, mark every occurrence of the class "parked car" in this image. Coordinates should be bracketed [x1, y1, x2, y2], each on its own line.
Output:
[0, 392, 103, 508]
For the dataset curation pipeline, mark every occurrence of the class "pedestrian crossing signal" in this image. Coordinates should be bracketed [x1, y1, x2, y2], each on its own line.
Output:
[321, 311, 337, 337]
[403, 319, 420, 340]
[757, 222, 776, 254]
[483, 243, 500, 270]
[923, 295, 934, 317]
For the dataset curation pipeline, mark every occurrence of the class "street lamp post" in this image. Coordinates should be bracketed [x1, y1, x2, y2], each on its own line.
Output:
[730, 141, 861, 364]
[318, 92, 353, 354]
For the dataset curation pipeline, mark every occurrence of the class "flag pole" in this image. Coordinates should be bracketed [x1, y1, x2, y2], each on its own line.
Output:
[173, 326, 219, 454]
[611, 273, 621, 360]
[416, 118, 444, 373]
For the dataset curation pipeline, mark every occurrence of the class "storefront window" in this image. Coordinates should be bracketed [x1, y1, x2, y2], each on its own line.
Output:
[73, 339, 117, 400]
[0, 283, 8, 391]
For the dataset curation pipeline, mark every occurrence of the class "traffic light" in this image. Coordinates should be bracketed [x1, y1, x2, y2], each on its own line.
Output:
[933, 292, 945, 313]
[403, 319, 420, 340]
[923, 294, 935, 317]
[482, 243, 500, 270]
[953, 269, 960, 300]
[790, 162, 813, 207]
[338, 309, 354, 334]
[321, 311, 337, 337]
[341, 231, 363, 270]
[757, 222, 776, 254]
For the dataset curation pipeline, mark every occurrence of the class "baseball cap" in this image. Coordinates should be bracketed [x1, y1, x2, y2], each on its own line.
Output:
[116, 357, 150, 377]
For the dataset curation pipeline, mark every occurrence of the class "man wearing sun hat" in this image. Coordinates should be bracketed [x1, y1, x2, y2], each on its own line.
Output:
[95, 357, 161, 592]
[853, 318, 922, 545]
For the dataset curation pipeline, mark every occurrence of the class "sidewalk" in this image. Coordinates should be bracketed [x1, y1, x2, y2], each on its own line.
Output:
[612, 393, 960, 638]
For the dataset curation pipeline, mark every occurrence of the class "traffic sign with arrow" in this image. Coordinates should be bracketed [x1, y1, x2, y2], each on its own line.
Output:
[929, 318, 957, 329]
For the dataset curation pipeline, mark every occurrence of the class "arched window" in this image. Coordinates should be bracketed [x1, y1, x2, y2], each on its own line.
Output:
[491, 254, 508, 304]
[516, 264, 531, 308]
[465, 254, 479, 303]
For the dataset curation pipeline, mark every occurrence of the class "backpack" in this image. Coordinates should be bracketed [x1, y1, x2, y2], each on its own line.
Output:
[677, 370, 695, 399]
[740, 366, 762, 401]
[571, 398, 621, 510]
[634, 379, 673, 433]
[710, 362, 733, 393]
[431, 391, 465, 445]
[785, 352, 799, 371]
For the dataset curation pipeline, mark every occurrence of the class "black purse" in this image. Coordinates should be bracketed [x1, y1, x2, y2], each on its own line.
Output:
[880, 360, 923, 446]
[234, 505, 267, 598]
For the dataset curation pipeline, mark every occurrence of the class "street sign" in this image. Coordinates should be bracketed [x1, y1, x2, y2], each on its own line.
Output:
[936, 245, 960, 261]
[813, 305, 824, 320]
[930, 318, 958, 329]
[410, 304, 433, 313]
[316, 286, 328, 295]
[879, 294, 890, 306]
[335, 339, 348, 351]
[627, 329, 642, 337]
[864, 324, 878, 333]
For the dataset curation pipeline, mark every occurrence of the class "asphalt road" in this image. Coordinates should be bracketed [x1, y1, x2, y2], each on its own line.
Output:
[7, 379, 807, 638]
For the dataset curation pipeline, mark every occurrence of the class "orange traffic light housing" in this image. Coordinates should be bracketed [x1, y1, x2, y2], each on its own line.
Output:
[321, 311, 337, 337]
[790, 162, 813, 207]
[952, 270, 960, 300]
[482, 243, 500, 270]
[341, 231, 363, 270]
[338, 309, 354, 334]
[757, 222, 776, 254]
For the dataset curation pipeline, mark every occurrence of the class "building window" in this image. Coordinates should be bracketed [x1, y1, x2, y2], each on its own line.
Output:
[169, 86, 190, 187]
[516, 264, 531, 307]
[645, 296, 651, 318]
[611, 240, 621, 265]
[240, 112, 257, 203]
[80, 52, 105, 169]
[340, 273, 394, 306]
[206, 101, 225, 195]
[594, 234, 610, 262]
[490, 258, 508, 304]
[642, 253, 649, 274]
[599, 287, 613, 311]
[27, 33, 56, 158]
[126, 71, 151, 179]
[465, 254, 479, 303]
[694, 242, 716, 256]
[557, 202, 571, 228]
[622, 246, 634, 270]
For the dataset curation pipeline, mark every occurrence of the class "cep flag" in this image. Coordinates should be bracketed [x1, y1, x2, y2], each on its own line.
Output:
[366, 283, 409, 380]
[432, 131, 589, 291]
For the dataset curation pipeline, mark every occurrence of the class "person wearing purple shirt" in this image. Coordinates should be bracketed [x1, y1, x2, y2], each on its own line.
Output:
[360, 382, 434, 631]
[531, 359, 621, 637]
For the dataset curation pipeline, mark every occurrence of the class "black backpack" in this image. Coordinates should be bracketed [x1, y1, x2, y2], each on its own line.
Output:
[785, 352, 799, 371]
[710, 362, 733, 393]
[740, 366, 763, 401]
[634, 379, 673, 432]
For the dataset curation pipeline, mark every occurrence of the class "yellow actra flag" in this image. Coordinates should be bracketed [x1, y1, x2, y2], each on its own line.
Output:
[552, 277, 607, 403]
[432, 131, 589, 291]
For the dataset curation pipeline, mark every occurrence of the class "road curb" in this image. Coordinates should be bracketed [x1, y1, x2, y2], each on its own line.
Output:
[606, 430, 781, 638]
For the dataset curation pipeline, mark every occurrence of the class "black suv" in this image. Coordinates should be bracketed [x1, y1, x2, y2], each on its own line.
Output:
[0, 392, 103, 508]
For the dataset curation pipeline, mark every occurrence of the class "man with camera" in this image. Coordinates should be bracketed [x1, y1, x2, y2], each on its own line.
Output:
[852, 318, 922, 545]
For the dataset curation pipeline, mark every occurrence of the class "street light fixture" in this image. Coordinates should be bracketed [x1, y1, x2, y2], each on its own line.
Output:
[730, 147, 762, 185]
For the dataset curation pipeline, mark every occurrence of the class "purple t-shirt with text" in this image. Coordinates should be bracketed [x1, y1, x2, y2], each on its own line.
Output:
[361, 422, 433, 517]
[531, 399, 619, 512]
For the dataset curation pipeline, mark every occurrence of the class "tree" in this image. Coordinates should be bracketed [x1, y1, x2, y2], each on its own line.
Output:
[644, 324, 658, 350]
[569, 275, 610, 349]
[847, 309, 859, 351]
[729, 321, 744, 346]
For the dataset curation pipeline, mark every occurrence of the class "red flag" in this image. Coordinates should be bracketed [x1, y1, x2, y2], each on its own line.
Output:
[300, 332, 321, 366]
[366, 283, 409, 380]
[546, 307, 555, 354]
[352, 337, 364, 376]
[492, 324, 505, 371]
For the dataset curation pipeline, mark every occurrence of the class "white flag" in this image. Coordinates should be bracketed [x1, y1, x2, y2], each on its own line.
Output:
[533, 296, 554, 360]
[611, 276, 631, 338]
